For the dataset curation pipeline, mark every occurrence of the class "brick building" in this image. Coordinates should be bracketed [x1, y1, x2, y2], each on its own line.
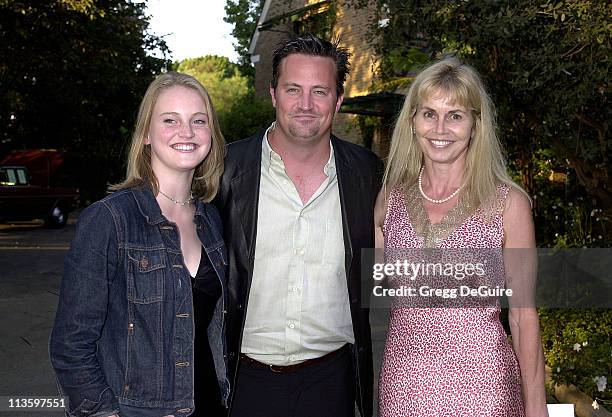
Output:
[247, 0, 403, 156]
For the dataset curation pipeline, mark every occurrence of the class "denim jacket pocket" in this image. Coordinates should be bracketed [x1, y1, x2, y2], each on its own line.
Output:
[126, 248, 165, 304]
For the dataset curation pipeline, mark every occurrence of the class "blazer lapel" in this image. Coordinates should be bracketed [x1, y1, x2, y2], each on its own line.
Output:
[230, 169, 260, 261]
[230, 134, 263, 263]
[332, 136, 356, 273]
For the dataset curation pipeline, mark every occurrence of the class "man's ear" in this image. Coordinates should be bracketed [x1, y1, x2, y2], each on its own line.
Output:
[334, 92, 344, 114]
[269, 85, 277, 108]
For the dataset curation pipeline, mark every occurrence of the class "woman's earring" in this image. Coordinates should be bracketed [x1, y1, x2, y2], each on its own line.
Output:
[412, 126, 416, 135]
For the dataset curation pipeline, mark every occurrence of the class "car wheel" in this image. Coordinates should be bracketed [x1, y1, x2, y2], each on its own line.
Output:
[45, 205, 68, 228]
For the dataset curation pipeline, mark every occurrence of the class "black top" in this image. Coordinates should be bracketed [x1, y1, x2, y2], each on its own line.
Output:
[191, 247, 222, 299]
[190, 248, 226, 417]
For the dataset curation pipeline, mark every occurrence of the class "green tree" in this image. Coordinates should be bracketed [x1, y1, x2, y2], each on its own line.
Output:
[358, 0, 611, 212]
[221, 93, 275, 142]
[224, 0, 265, 76]
[0, 0, 171, 199]
[176, 55, 250, 117]
[175, 55, 273, 141]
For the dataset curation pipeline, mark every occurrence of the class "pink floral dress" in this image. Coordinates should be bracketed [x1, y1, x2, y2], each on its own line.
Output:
[377, 184, 525, 417]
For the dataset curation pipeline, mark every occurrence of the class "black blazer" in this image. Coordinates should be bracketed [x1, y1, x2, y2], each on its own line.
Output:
[215, 129, 383, 417]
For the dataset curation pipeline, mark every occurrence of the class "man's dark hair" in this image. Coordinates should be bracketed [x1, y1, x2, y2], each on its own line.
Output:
[271, 33, 351, 96]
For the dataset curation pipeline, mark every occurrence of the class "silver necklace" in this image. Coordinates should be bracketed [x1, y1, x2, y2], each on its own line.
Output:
[158, 189, 194, 206]
[418, 167, 463, 204]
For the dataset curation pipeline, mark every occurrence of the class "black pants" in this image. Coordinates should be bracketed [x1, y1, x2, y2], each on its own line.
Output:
[230, 346, 355, 417]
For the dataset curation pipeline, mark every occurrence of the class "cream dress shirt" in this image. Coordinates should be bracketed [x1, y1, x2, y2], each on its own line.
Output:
[240, 125, 355, 366]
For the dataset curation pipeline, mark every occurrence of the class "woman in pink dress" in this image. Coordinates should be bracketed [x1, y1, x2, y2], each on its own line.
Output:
[374, 58, 548, 417]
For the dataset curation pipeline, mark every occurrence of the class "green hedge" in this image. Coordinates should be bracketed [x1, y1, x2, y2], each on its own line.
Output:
[540, 309, 611, 406]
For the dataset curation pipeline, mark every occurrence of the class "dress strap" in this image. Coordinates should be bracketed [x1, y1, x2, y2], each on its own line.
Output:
[383, 186, 402, 235]
[495, 183, 511, 217]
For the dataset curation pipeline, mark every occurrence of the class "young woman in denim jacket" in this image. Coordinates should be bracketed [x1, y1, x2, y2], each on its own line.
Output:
[50, 72, 229, 417]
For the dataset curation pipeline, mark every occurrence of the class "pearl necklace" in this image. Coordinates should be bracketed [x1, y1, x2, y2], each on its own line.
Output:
[158, 189, 194, 206]
[418, 167, 463, 204]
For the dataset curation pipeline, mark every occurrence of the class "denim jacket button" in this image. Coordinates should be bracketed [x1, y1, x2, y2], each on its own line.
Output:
[237, 304, 243, 311]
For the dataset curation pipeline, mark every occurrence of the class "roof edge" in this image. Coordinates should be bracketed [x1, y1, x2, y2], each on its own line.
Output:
[248, 0, 273, 56]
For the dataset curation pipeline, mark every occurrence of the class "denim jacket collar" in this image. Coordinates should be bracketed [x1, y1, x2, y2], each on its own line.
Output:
[131, 184, 207, 225]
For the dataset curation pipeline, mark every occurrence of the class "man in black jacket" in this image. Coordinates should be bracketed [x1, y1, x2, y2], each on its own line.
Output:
[215, 33, 382, 417]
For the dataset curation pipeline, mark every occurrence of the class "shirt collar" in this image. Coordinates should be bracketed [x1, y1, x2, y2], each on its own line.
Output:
[261, 122, 336, 177]
[261, 122, 276, 171]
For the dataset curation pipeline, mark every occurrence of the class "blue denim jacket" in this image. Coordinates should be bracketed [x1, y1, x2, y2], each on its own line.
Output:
[50, 186, 229, 417]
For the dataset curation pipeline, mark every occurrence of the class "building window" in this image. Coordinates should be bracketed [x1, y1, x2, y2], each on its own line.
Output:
[292, 7, 333, 39]
[257, 1, 334, 38]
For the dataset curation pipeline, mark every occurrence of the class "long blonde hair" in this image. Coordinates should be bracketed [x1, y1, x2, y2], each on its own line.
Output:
[384, 57, 528, 211]
[111, 72, 224, 202]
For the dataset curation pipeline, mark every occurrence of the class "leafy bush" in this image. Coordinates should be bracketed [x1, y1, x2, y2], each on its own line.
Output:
[540, 309, 612, 406]
[530, 163, 611, 407]
[220, 93, 274, 142]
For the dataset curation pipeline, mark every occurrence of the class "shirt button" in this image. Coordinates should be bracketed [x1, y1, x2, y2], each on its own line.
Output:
[295, 248, 304, 256]
[288, 321, 295, 329]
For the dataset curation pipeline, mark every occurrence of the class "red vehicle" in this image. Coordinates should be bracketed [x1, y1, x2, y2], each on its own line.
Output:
[0, 150, 79, 227]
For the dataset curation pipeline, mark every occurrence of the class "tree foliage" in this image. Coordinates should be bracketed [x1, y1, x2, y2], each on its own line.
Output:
[0, 0, 170, 199]
[176, 55, 250, 117]
[224, 0, 265, 76]
[359, 0, 611, 214]
[175, 55, 274, 142]
[221, 92, 275, 142]
[540, 308, 612, 404]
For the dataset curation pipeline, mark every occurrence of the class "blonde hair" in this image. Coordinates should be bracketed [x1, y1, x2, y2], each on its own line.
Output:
[384, 57, 528, 212]
[111, 71, 224, 202]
